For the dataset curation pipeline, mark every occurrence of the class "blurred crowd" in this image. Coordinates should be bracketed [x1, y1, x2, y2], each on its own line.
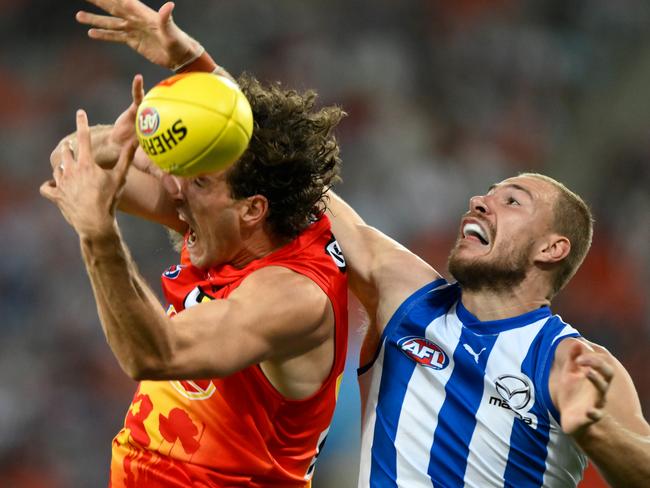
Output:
[1, 1, 648, 486]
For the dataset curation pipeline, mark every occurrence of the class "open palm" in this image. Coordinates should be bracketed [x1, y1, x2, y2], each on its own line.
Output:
[556, 341, 614, 436]
[77, 0, 201, 69]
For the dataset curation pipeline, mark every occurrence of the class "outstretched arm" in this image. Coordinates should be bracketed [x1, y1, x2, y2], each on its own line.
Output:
[327, 192, 440, 359]
[76, 0, 227, 78]
[551, 339, 650, 487]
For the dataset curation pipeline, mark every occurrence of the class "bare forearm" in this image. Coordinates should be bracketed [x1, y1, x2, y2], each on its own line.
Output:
[575, 416, 650, 487]
[52, 125, 116, 170]
[80, 224, 173, 379]
[119, 167, 184, 230]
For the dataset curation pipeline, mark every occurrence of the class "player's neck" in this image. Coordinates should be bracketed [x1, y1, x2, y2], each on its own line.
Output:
[230, 228, 291, 268]
[460, 277, 551, 322]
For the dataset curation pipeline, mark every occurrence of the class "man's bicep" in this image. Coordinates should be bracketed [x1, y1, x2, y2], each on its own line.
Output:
[168, 268, 330, 377]
[600, 352, 650, 433]
[231, 268, 332, 358]
[327, 192, 441, 320]
[372, 241, 442, 325]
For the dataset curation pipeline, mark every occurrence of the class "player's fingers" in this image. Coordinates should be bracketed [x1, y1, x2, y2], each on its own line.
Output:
[115, 139, 138, 185]
[76, 110, 92, 165]
[587, 368, 610, 389]
[592, 359, 615, 383]
[51, 163, 64, 187]
[159, 2, 175, 29]
[586, 370, 610, 408]
[76, 11, 126, 29]
[40, 180, 60, 202]
[576, 355, 615, 381]
[132, 74, 144, 106]
[586, 408, 605, 423]
[50, 141, 66, 170]
[60, 140, 76, 168]
[87, 29, 128, 44]
[83, 0, 119, 16]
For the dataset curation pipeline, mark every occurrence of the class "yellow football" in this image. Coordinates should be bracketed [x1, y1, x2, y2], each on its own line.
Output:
[135, 72, 253, 177]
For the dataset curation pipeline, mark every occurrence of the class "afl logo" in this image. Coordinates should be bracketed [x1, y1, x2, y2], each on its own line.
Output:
[163, 264, 183, 279]
[397, 336, 449, 370]
[138, 107, 160, 136]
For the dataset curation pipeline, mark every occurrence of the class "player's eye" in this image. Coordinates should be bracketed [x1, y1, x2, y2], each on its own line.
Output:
[507, 196, 520, 206]
[192, 177, 207, 188]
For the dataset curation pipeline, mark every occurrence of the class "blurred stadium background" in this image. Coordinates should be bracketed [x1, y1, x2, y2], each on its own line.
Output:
[1, 0, 649, 486]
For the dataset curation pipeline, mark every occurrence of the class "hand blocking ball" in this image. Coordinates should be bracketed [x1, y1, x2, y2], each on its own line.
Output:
[135, 73, 253, 177]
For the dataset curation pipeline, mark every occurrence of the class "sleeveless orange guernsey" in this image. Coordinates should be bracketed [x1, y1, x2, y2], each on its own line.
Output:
[110, 216, 348, 487]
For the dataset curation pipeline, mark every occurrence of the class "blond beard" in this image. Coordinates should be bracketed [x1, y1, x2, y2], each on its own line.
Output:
[447, 239, 534, 293]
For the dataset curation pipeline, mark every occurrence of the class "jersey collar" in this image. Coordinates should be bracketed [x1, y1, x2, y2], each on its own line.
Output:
[456, 298, 552, 334]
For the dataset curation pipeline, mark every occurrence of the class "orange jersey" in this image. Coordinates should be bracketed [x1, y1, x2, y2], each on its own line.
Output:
[110, 216, 348, 487]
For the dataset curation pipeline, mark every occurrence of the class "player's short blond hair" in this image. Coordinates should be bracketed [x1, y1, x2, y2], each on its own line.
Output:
[520, 173, 594, 297]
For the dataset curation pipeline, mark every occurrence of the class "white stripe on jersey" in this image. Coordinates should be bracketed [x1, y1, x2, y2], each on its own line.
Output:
[393, 309, 462, 487]
[358, 342, 388, 488]
[542, 326, 588, 487]
[463, 318, 547, 488]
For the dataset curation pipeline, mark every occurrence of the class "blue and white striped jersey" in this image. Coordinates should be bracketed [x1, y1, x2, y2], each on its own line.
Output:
[358, 279, 588, 488]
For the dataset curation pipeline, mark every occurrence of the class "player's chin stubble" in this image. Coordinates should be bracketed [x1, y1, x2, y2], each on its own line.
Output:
[447, 239, 534, 293]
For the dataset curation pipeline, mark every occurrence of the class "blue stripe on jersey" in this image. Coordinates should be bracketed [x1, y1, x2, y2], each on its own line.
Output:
[503, 317, 578, 487]
[427, 326, 499, 485]
[368, 344, 418, 486]
[368, 279, 452, 487]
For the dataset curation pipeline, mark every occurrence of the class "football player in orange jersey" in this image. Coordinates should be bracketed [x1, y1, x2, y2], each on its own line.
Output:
[43, 3, 350, 485]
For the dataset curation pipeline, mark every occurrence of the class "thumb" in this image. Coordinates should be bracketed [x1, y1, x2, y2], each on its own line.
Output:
[114, 139, 138, 186]
[565, 340, 592, 373]
[158, 2, 176, 31]
[131, 74, 145, 107]
[40, 179, 60, 202]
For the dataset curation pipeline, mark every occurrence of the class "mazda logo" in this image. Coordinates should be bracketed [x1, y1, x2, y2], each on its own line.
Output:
[495, 374, 532, 411]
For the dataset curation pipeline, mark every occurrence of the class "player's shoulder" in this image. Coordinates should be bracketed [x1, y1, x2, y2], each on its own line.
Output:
[375, 271, 450, 336]
[374, 244, 443, 305]
[554, 336, 613, 363]
[227, 266, 333, 347]
[239, 265, 329, 308]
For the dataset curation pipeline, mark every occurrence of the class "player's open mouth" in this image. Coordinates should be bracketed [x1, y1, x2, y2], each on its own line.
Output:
[462, 222, 489, 245]
[187, 229, 197, 247]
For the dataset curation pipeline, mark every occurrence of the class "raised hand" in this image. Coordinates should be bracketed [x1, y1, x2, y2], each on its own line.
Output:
[76, 0, 202, 70]
[111, 73, 144, 146]
[555, 340, 615, 436]
[49, 74, 153, 173]
[111, 74, 163, 176]
[41, 110, 138, 238]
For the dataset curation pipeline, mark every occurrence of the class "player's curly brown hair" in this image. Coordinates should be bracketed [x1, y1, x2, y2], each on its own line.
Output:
[226, 73, 345, 239]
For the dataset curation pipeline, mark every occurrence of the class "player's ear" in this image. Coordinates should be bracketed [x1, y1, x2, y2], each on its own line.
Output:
[239, 194, 269, 227]
[535, 234, 570, 264]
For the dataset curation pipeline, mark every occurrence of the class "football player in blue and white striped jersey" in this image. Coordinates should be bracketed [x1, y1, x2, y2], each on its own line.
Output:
[329, 173, 649, 488]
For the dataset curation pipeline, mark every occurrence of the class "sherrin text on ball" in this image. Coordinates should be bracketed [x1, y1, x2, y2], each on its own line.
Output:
[136, 72, 253, 176]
